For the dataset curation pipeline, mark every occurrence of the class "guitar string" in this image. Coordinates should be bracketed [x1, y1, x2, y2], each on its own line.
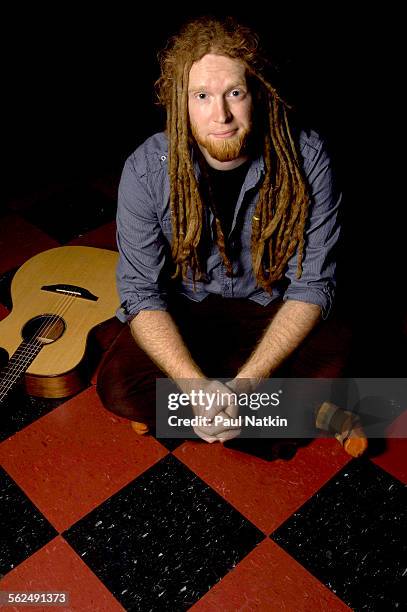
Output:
[0, 292, 76, 389]
[0, 293, 79, 400]
[0, 294, 76, 401]
[0, 296, 76, 401]
[2, 292, 75, 369]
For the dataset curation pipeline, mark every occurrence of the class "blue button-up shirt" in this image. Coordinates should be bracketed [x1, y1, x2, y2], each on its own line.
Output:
[116, 129, 341, 322]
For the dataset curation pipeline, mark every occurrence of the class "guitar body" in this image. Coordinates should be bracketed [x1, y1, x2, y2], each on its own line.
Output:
[0, 246, 120, 399]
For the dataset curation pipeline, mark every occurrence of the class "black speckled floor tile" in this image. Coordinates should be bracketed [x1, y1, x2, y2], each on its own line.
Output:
[0, 386, 81, 442]
[63, 453, 264, 611]
[21, 184, 117, 244]
[154, 436, 187, 451]
[0, 467, 57, 576]
[271, 458, 407, 612]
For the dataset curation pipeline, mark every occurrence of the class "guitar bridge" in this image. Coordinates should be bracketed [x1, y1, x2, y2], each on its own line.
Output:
[41, 284, 99, 301]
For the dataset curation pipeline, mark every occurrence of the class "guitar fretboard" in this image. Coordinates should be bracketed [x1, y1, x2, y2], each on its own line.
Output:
[0, 341, 43, 403]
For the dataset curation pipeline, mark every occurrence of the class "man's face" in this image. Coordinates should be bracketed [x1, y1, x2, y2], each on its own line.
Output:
[188, 54, 253, 169]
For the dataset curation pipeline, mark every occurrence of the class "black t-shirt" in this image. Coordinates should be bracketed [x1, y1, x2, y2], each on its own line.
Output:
[206, 160, 251, 238]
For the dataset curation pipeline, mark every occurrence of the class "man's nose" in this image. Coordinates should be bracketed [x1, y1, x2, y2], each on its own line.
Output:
[212, 97, 232, 123]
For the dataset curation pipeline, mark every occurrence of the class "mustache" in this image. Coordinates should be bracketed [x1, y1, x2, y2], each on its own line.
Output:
[190, 123, 252, 162]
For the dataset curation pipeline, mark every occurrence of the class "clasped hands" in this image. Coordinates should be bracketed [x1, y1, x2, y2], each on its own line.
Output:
[178, 378, 256, 443]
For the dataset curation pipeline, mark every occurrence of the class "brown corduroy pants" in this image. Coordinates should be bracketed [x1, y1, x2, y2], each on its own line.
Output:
[96, 294, 351, 431]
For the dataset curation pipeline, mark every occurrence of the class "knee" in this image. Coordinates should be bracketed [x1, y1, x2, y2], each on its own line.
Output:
[96, 358, 132, 419]
[96, 356, 156, 426]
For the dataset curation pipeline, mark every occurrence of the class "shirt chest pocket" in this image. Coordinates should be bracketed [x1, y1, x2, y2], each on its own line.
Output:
[160, 215, 173, 244]
[231, 188, 256, 240]
[239, 205, 256, 249]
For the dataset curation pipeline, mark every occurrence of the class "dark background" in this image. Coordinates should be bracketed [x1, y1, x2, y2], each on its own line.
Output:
[3, 5, 405, 372]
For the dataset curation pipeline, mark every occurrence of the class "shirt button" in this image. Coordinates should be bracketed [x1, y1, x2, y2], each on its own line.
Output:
[160, 155, 167, 161]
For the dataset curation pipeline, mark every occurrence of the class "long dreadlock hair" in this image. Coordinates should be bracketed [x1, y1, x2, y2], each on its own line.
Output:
[155, 15, 310, 291]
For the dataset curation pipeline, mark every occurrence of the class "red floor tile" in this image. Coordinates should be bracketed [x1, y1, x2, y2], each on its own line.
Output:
[174, 437, 351, 534]
[371, 410, 407, 484]
[0, 536, 124, 611]
[67, 221, 117, 250]
[0, 214, 59, 275]
[191, 538, 352, 611]
[0, 387, 168, 531]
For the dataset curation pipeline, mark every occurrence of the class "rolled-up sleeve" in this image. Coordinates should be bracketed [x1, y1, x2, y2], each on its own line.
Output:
[283, 135, 341, 320]
[116, 155, 169, 322]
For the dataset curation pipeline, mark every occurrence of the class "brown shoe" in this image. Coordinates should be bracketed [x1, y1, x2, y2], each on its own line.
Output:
[334, 411, 368, 458]
[131, 421, 149, 435]
[316, 402, 368, 458]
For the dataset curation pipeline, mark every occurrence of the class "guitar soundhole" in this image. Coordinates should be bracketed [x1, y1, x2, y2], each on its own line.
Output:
[22, 314, 66, 345]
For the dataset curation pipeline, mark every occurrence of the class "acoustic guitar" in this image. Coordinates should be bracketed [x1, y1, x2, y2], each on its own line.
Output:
[0, 246, 119, 403]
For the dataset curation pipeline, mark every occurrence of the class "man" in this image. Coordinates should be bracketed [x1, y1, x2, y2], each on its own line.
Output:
[97, 16, 367, 456]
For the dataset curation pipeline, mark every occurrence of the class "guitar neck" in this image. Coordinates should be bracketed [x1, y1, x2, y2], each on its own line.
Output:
[0, 340, 43, 404]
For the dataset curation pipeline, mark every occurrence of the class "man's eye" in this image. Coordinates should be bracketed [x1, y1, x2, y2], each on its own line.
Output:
[197, 93, 207, 100]
[231, 90, 241, 97]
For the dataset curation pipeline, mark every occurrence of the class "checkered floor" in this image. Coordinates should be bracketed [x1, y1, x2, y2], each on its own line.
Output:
[0, 176, 406, 611]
